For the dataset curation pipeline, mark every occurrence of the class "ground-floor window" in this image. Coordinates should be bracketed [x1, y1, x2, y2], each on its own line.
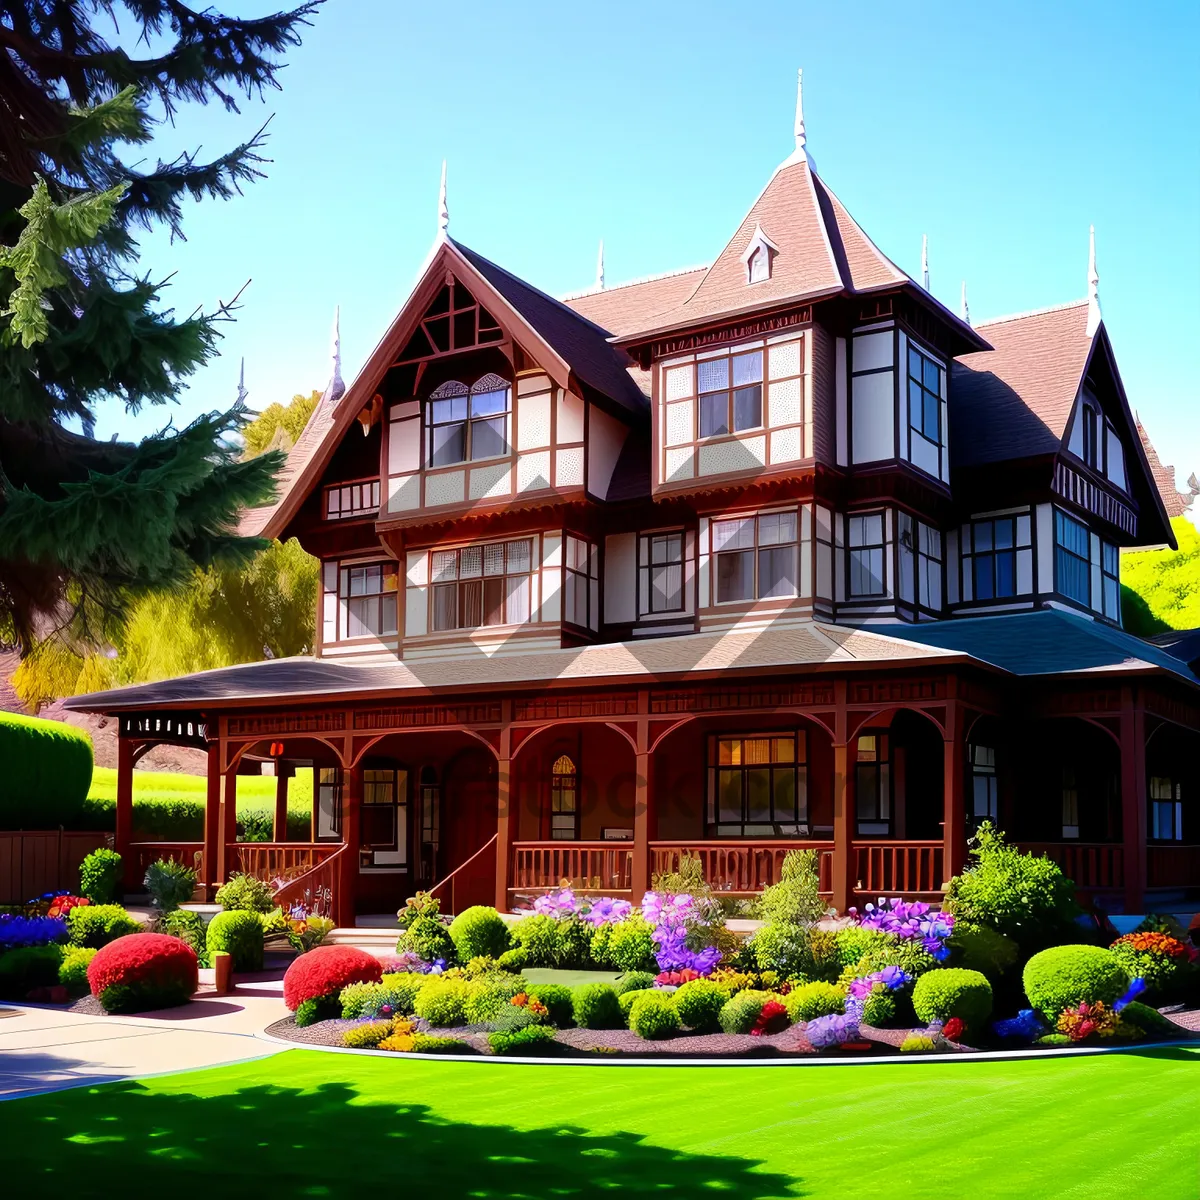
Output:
[1151, 776, 1183, 841]
[1062, 767, 1080, 839]
[419, 766, 440, 881]
[707, 732, 808, 837]
[316, 767, 341, 840]
[970, 743, 998, 827]
[856, 732, 891, 834]
[361, 767, 408, 867]
[550, 754, 579, 839]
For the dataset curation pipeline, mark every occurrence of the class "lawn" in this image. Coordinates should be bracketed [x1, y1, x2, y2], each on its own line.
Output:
[4, 1047, 1197, 1198]
[88, 765, 314, 810]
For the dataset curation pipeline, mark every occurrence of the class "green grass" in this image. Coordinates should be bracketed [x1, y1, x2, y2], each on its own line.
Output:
[87, 765, 314, 810]
[3, 1047, 1196, 1197]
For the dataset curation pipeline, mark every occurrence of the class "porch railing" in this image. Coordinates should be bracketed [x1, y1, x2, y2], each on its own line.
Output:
[650, 840, 834, 896]
[429, 833, 498, 917]
[1147, 845, 1200, 891]
[229, 842, 341, 886]
[129, 841, 204, 888]
[853, 840, 944, 898]
[511, 841, 634, 896]
[1018, 842, 1124, 892]
[274, 842, 346, 921]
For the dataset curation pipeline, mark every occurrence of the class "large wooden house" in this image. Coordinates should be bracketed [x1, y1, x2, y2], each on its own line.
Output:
[67, 73, 1198, 922]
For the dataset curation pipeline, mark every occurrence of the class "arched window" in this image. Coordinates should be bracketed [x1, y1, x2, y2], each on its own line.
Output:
[428, 374, 511, 466]
[550, 754, 578, 840]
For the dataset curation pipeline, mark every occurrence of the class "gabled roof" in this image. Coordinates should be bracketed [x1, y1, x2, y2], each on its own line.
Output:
[1137, 418, 1194, 520]
[564, 267, 708, 337]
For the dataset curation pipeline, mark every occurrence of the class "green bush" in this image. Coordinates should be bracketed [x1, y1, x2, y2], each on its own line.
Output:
[1033, 1033, 1072, 1047]
[1022, 945, 1129, 1020]
[860, 985, 897, 1027]
[411, 1034, 470, 1054]
[785, 981, 847, 1023]
[205, 910, 264, 972]
[0, 944, 64, 998]
[749, 922, 810, 976]
[571, 982, 623, 1030]
[58, 945, 97, 996]
[948, 920, 1020, 979]
[594, 916, 657, 973]
[526, 983, 574, 1027]
[1120, 1001, 1179, 1038]
[215, 873, 275, 913]
[629, 990, 681, 1040]
[497, 947, 528, 972]
[900, 1034, 937, 1053]
[396, 916, 454, 964]
[912, 968, 993, 1032]
[237, 809, 274, 842]
[67, 904, 140, 948]
[488, 1025, 558, 1055]
[447, 906, 510, 963]
[673, 979, 726, 1032]
[510, 913, 559, 966]
[377, 972, 433, 1015]
[342, 1019, 395, 1049]
[718, 989, 771, 1035]
[834, 926, 893, 967]
[144, 858, 197, 911]
[838, 936, 937, 990]
[486, 1003, 541, 1034]
[339, 977, 429, 1020]
[158, 908, 209, 967]
[945, 823, 1079, 951]
[614, 971, 657, 996]
[294, 995, 339, 1026]
[413, 977, 474, 1027]
[463, 976, 525, 1024]
[79, 848, 122, 904]
[1108, 938, 1197, 1002]
[0, 712, 92, 828]
[754, 849, 828, 926]
[618, 990, 640, 1024]
[554, 919, 594, 969]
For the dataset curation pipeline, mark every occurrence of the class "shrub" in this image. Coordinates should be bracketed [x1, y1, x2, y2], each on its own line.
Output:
[448, 906, 510, 963]
[554, 918, 594, 969]
[1022, 945, 1130, 1020]
[525, 983, 574, 1027]
[618, 990, 640, 1024]
[396, 916, 454, 965]
[719, 989, 772, 1035]
[859, 985, 896, 1027]
[597, 917, 657, 973]
[158, 908, 209, 967]
[749, 922, 810, 976]
[283, 945, 382, 1012]
[629, 990, 681, 1040]
[58, 945, 97, 996]
[1109, 933, 1197, 1002]
[295, 996, 340, 1026]
[411, 1034, 470, 1054]
[340, 979, 419, 1020]
[497, 947, 528, 972]
[901, 1034, 937, 1053]
[215, 873, 275, 913]
[754, 849, 828, 927]
[237, 809, 274, 842]
[1033, 1033, 1072, 1047]
[912, 969, 993, 1032]
[144, 858, 197, 911]
[67, 904, 140, 948]
[786, 981, 847, 1023]
[614, 971, 657, 996]
[206, 910, 264, 973]
[79, 848, 122, 904]
[572, 982, 623, 1030]
[834, 926, 892, 967]
[673, 979, 727, 1032]
[464, 976, 526, 1024]
[947, 920, 1019, 979]
[0, 944, 64, 998]
[487, 1002, 541, 1034]
[87, 932, 198, 1013]
[378, 972, 433, 1015]
[944, 822, 1079, 951]
[342, 1019, 398, 1048]
[838, 936, 937, 990]
[488, 1025, 558, 1055]
[1120, 1001, 1179, 1038]
[0, 712, 92, 828]
[510, 913, 559, 966]
[413, 977, 474, 1027]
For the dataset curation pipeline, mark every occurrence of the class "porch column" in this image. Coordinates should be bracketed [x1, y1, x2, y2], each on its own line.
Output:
[202, 740, 221, 900]
[1119, 687, 1148, 914]
[493, 703, 514, 912]
[337, 761, 363, 927]
[831, 681, 853, 912]
[942, 696, 967, 885]
[115, 735, 135, 891]
[273, 764, 289, 843]
[216, 763, 238, 885]
[631, 693, 652, 901]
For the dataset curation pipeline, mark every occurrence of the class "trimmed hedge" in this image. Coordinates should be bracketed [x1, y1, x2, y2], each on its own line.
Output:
[283, 945, 382, 1012]
[572, 983, 623, 1030]
[911, 968, 993, 1033]
[0, 712, 93, 828]
[785, 981, 847, 1023]
[87, 932, 198, 1013]
[673, 979, 727, 1033]
[447, 906, 510, 963]
[206, 910, 264, 972]
[1022, 945, 1130, 1020]
[629, 991, 681, 1040]
[67, 904, 140, 949]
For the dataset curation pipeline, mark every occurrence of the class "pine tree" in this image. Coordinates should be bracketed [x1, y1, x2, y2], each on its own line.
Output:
[0, 0, 321, 650]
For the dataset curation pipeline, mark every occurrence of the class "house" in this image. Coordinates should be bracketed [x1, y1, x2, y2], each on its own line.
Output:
[64, 72, 1199, 921]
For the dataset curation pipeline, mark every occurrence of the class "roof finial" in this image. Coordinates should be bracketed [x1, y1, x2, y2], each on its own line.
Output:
[921, 234, 930, 290]
[794, 68, 807, 156]
[960, 281, 970, 325]
[1086, 223, 1101, 336]
[328, 305, 345, 404]
[236, 357, 248, 406]
[595, 239, 605, 291]
[437, 160, 449, 238]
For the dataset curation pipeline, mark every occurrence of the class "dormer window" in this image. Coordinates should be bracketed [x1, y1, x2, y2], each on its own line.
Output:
[428, 373, 511, 467]
[740, 224, 779, 284]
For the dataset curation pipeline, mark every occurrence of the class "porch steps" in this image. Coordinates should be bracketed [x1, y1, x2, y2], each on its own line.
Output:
[326, 926, 399, 954]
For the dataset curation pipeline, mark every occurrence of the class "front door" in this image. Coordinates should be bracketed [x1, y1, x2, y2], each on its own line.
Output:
[442, 746, 498, 910]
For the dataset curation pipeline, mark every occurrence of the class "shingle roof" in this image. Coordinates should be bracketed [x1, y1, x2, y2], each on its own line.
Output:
[564, 269, 708, 337]
[1136, 418, 1192, 520]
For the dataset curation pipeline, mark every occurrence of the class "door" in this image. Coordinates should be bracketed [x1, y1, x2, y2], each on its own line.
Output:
[441, 746, 498, 911]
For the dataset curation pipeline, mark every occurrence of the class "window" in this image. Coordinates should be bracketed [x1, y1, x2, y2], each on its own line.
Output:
[316, 767, 341, 840]
[419, 766, 440, 881]
[343, 562, 399, 639]
[970, 744, 998, 828]
[641, 531, 685, 614]
[966, 517, 1017, 600]
[747, 245, 769, 283]
[427, 374, 510, 466]
[564, 535, 599, 629]
[848, 513, 886, 598]
[1151, 777, 1182, 842]
[431, 538, 532, 631]
[698, 350, 763, 438]
[1054, 509, 1091, 605]
[917, 524, 943, 611]
[1101, 541, 1120, 622]
[907, 344, 943, 444]
[1082, 405, 1100, 470]
[707, 733, 808, 837]
[856, 733, 891, 835]
[550, 755, 579, 840]
[1062, 768, 1080, 839]
[712, 511, 797, 603]
[325, 478, 380, 520]
[361, 767, 408, 867]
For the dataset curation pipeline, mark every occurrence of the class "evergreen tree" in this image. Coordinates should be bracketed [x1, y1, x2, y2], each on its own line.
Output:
[0, 0, 321, 650]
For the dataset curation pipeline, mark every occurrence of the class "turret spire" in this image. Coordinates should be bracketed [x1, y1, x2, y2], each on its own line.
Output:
[921, 234, 930, 290]
[328, 306, 345, 404]
[236, 357, 248, 405]
[794, 68, 807, 156]
[960, 281, 970, 325]
[1086, 224, 1102, 336]
[595, 239, 605, 290]
[437, 160, 449, 238]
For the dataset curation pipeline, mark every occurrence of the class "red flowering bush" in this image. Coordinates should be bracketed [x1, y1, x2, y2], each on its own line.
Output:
[46, 895, 90, 919]
[942, 1016, 965, 1041]
[87, 932, 198, 1013]
[750, 999, 789, 1037]
[654, 969, 701, 987]
[284, 945, 382, 1025]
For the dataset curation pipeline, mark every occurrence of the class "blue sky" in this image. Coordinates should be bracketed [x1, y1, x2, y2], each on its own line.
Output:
[105, 0, 1200, 481]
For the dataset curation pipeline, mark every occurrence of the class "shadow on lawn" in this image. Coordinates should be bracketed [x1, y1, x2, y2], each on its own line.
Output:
[4, 1078, 804, 1199]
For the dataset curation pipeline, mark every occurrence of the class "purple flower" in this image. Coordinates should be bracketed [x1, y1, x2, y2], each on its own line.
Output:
[533, 887, 580, 920]
[0, 914, 67, 950]
[582, 897, 632, 927]
[806, 1012, 860, 1050]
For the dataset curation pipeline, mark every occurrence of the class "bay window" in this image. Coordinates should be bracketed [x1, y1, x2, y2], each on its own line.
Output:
[431, 538, 533, 631]
[1102, 541, 1120, 622]
[564, 535, 599, 629]
[848, 513, 886, 598]
[640, 531, 685, 614]
[698, 349, 763, 438]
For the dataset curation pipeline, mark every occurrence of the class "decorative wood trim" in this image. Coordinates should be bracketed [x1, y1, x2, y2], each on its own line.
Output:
[650, 307, 812, 359]
[649, 682, 836, 713]
[1053, 461, 1137, 536]
[353, 702, 502, 731]
[226, 712, 347, 737]
[513, 694, 639, 722]
[1143, 688, 1200, 733]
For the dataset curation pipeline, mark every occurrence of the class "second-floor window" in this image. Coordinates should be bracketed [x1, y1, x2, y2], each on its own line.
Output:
[1102, 541, 1120, 621]
[640, 531, 685, 613]
[966, 517, 1017, 600]
[430, 538, 533, 631]
[848, 513, 886, 598]
[908, 344, 942, 445]
[698, 350, 763, 438]
[564, 535, 599, 628]
[428, 375, 510, 467]
[713, 511, 797, 603]
[1054, 509, 1090, 605]
[345, 562, 399, 638]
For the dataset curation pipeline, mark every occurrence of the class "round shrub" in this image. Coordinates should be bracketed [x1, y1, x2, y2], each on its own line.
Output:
[378, 972, 434, 1015]
[749, 922, 809, 976]
[1022, 944, 1129, 1020]
[614, 971, 657, 996]
[511, 913, 559, 966]
[448, 906, 510, 963]
[497, 947, 528, 972]
[838, 937, 937, 990]
[488, 1025, 558, 1056]
[629, 990, 681, 1040]
[0, 712, 93, 828]
[283, 945, 383, 1011]
[572, 982, 623, 1029]
[618, 990, 640, 1024]
[554, 919, 594, 969]
[860, 986, 897, 1027]
[526, 983, 574, 1027]
[1109, 933, 1197, 1002]
[396, 916, 454, 964]
[413, 977, 474, 1027]
[58, 946, 97, 996]
[718, 989, 771, 1035]
[1120, 1000, 1179, 1038]
[900, 1034, 937, 1054]
[67, 904, 140, 949]
[674, 979, 727, 1032]
[79, 848, 123, 904]
[912, 968, 994, 1032]
[342, 1019, 396, 1049]
[464, 975, 526, 1024]
[87, 932, 198, 1013]
[0, 944, 64, 999]
[341, 979, 412, 1020]
[786, 981, 847, 1023]
[607, 917, 658, 973]
[834, 926, 892, 967]
[948, 920, 1020, 979]
[215, 873, 275, 913]
[206, 910, 264, 973]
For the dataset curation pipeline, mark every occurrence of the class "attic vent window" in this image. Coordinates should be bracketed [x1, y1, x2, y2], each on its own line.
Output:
[740, 224, 779, 285]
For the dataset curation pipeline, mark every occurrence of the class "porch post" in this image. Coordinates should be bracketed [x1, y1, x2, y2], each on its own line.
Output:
[631, 691, 652, 901]
[202, 740, 221, 900]
[273, 764, 289, 843]
[1119, 686, 1148, 914]
[337, 761, 362, 927]
[831, 681, 853, 912]
[216, 763, 238, 884]
[115, 733, 135, 891]
[942, 693, 967, 885]
[494, 701, 514, 912]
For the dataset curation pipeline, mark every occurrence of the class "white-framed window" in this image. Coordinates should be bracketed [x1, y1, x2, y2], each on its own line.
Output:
[1151, 777, 1182, 842]
[848, 513, 886, 598]
[325, 478, 381, 520]
[427, 374, 510, 466]
[639, 531, 685, 614]
[564, 534, 599, 629]
[340, 562, 399, 639]
[712, 511, 797, 603]
[1101, 541, 1120, 622]
[917, 524, 943, 611]
[1054, 509, 1091, 606]
[698, 350, 763, 438]
[430, 538, 533, 631]
[361, 767, 408, 867]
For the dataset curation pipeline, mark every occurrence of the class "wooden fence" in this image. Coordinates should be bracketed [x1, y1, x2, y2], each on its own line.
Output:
[0, 830, 111, 904]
